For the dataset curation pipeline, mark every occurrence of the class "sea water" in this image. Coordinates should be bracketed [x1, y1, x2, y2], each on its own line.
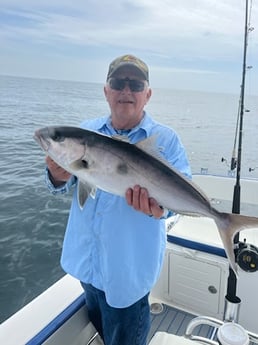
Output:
[0, 75, 257, 322]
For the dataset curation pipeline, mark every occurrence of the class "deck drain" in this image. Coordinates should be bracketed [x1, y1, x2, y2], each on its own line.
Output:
[150, 302, 164, 315]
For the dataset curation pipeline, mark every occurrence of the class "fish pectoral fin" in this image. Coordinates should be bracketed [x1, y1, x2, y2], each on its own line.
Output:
[77, 180, 96, 210]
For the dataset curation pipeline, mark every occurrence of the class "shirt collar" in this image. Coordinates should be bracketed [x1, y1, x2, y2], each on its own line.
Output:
[97, 111, 155, 139]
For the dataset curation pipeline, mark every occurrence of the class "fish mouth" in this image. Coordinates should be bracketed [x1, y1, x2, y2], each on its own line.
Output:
[33, 128, 50, 152]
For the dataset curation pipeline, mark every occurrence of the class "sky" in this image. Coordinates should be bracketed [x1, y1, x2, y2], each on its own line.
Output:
[0, 0, 257, 94]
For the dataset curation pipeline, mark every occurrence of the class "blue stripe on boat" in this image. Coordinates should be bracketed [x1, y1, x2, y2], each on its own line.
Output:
[167, 235, 227, 258]
[26, 294, 85, 345]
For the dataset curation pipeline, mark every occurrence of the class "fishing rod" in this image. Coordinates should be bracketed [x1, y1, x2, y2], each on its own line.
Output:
[231, 0, 249, 216]
[225, 0, 257, 320]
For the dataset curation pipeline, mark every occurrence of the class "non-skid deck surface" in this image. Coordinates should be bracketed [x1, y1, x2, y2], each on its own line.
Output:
[148, 304, 214, 344]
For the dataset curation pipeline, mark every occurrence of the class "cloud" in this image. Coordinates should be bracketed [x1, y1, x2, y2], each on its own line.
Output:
[0, 0, 257, 93]
[0, 1, 253, 48]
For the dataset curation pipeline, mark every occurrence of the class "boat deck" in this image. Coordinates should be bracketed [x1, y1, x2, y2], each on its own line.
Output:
[148, 303, 257, 345]
[148, 303, 214, 343]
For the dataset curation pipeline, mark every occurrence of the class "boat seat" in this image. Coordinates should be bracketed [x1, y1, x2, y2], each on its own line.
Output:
[149, 332, 202, 345]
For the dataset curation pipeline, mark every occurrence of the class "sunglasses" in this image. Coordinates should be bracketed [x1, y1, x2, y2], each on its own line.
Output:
[108, 77, 146, 92]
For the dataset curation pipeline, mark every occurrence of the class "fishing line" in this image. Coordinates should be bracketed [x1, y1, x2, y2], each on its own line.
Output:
[224, 0, 251, 304]
[228, 0, 254, 175]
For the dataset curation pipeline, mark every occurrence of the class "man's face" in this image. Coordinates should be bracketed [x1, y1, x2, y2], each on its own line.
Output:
[104, 67, 152, 130]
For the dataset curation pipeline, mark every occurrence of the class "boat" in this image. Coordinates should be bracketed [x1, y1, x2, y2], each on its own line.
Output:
[1, 173, 258, 345]
[1, 1, 258, 344]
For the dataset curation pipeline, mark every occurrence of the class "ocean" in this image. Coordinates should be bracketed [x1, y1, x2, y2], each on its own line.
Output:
[0, 74, 258, 323]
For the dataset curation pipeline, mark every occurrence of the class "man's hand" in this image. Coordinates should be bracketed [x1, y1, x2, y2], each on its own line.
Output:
[125, 185, 164, 219]
[46, 156, 72, 186]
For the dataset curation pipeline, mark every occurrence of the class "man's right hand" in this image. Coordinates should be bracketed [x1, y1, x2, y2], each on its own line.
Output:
[46, 156, 72, 186]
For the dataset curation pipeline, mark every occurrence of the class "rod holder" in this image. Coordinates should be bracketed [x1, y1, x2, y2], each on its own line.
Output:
[223, 296, 241, 322]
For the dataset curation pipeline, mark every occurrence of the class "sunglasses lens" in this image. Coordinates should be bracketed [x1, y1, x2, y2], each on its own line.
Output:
[109, 78, 126, 90]
[129, 80, 145, 92]
[109, 78, 145, 92]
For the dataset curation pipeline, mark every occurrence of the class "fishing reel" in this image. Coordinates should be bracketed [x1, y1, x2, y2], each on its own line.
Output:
[236, 240, 258, 272]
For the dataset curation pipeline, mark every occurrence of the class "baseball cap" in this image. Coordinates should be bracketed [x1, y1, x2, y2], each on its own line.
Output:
[106, 54, 149, 82]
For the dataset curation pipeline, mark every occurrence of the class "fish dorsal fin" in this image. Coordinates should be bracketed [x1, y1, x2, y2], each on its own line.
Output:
[135, 135, 159, 155]
[136, 135, 175, 168]
[112, 133, 169, 166]
[136, 136, 211, 205]
[112, 134, 168, 163]
[113, 133, 176, 172]
[112, 133, 210, 205]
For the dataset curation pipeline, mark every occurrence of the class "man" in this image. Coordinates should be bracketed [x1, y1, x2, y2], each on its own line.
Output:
[45, 54, 191, 345]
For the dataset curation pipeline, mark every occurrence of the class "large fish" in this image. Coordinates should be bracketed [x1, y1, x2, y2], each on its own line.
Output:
[34, 126, 258, 276]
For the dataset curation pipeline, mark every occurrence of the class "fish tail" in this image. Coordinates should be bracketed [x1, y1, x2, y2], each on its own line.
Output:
[214, 213, 258, 278]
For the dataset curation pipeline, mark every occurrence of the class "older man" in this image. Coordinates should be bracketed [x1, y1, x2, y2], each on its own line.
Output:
[45, 54, 191, 345]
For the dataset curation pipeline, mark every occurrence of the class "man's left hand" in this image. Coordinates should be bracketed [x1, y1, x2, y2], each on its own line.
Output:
[125, 185, 164, 219]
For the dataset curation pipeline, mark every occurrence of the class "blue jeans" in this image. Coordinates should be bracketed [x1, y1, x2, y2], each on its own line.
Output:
[81, 283, 150, 345]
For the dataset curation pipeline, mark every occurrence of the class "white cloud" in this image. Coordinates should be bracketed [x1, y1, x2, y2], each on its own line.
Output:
[0, 0, 257, 93]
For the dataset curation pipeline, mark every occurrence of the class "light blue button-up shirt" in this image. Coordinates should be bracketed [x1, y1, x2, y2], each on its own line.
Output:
[46, 112, 191, 308]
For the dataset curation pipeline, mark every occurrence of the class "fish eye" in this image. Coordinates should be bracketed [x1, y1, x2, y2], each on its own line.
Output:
[81, 160, 89, 168]
[51, 130, 65, 142]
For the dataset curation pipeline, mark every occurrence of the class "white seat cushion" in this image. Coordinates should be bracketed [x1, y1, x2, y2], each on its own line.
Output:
[149, 332, 202, 345]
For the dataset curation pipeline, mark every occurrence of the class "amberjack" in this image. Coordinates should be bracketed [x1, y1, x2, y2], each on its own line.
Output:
[34, 126, 258, 276]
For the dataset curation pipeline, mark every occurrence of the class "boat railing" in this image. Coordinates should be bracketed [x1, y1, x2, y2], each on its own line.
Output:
[185, 316, 258, 345]
[193, 174, 258, 206]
